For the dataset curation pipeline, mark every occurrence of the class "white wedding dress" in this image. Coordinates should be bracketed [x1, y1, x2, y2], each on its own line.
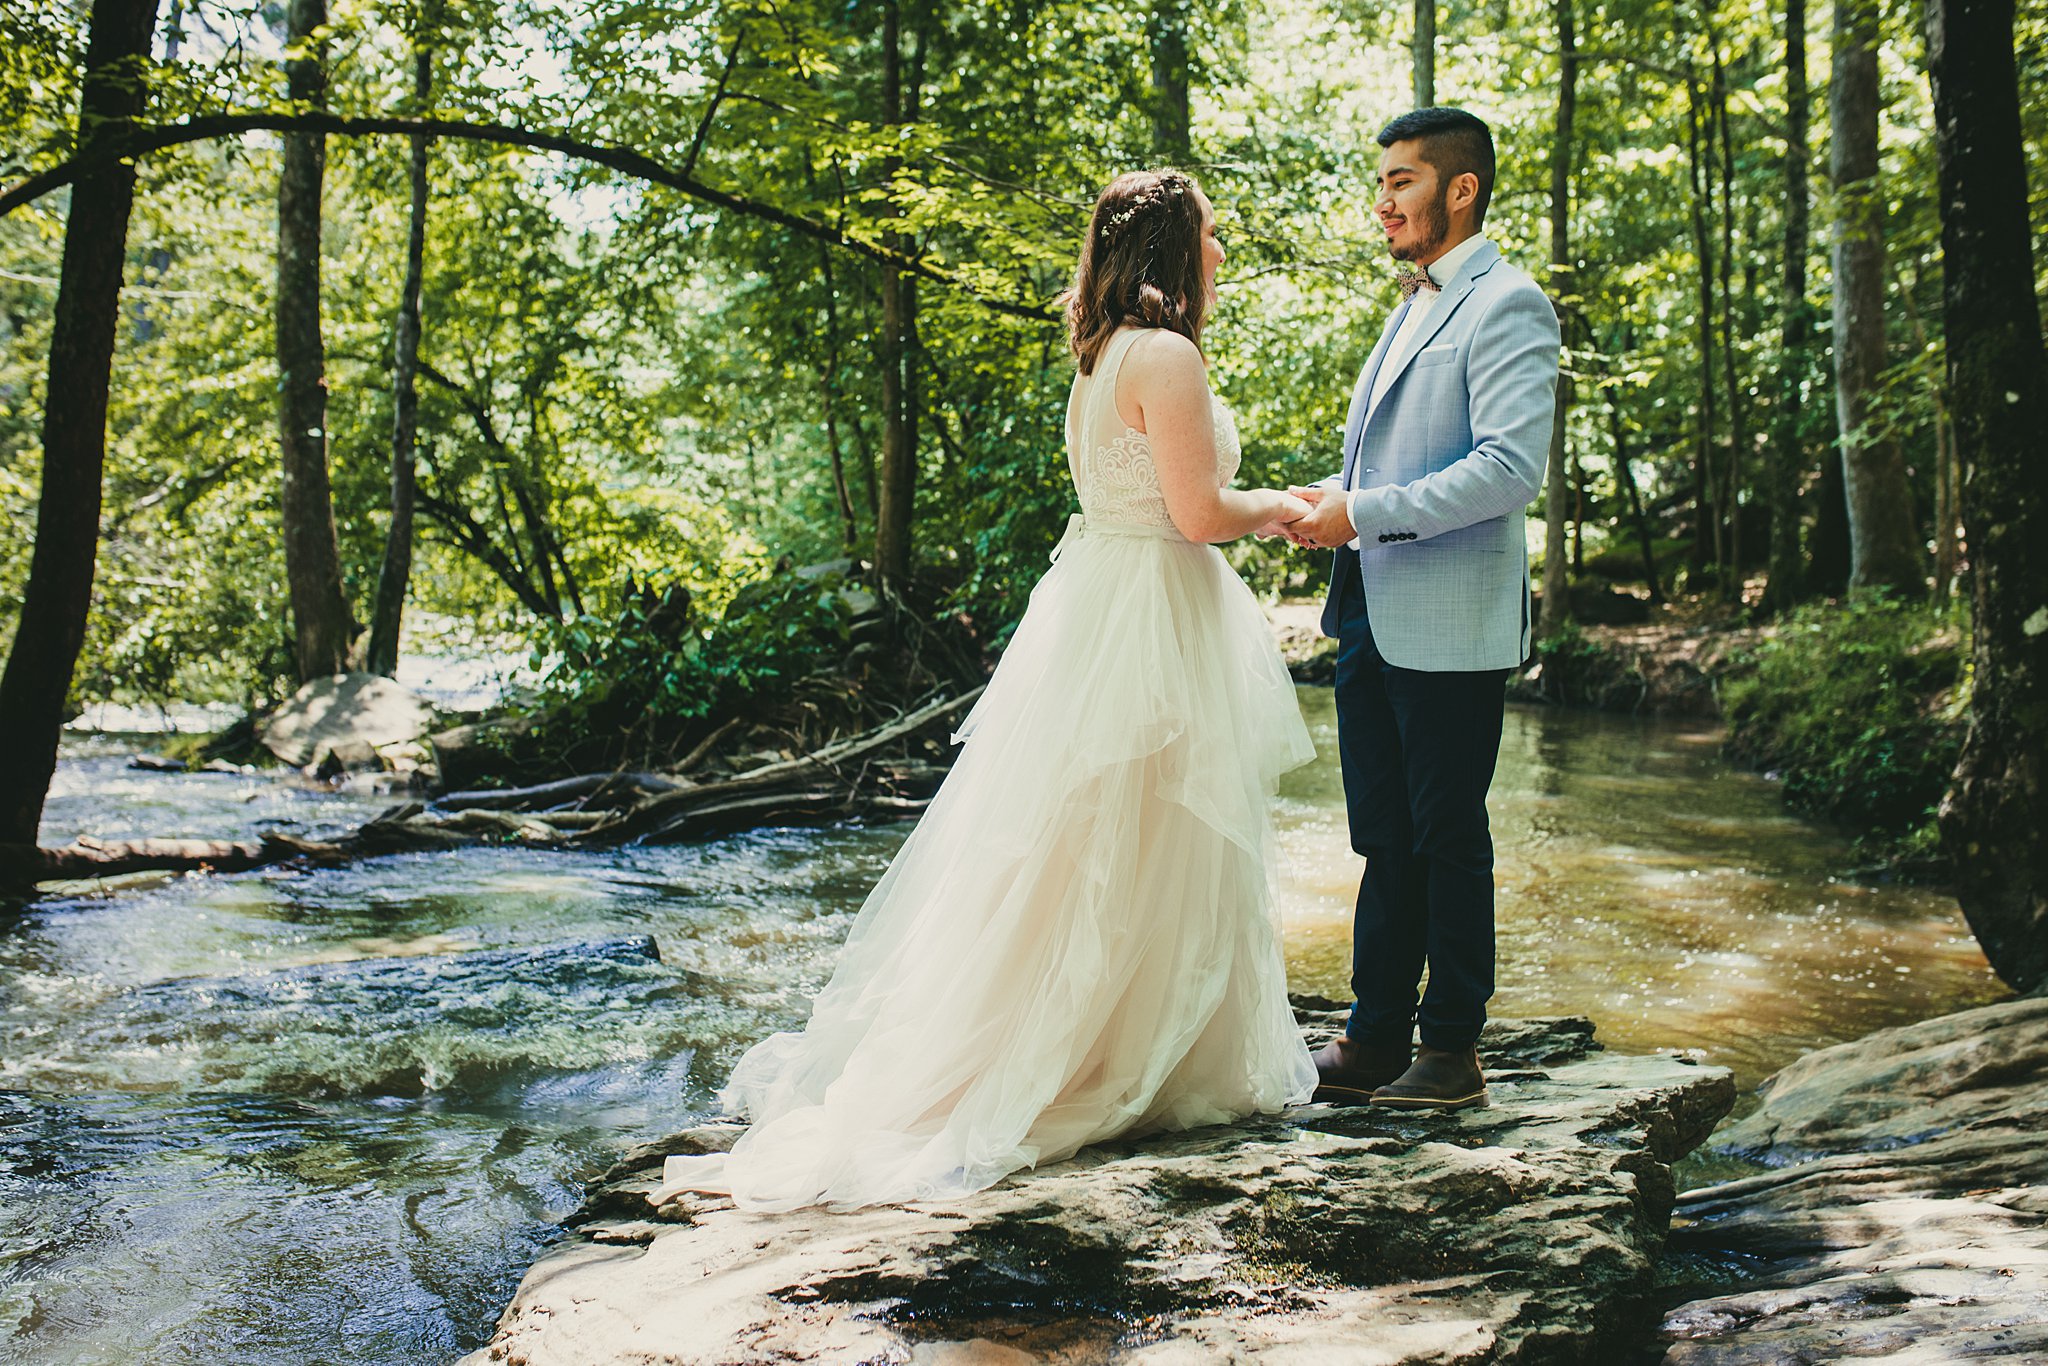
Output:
[659, 325, 1318, 1211]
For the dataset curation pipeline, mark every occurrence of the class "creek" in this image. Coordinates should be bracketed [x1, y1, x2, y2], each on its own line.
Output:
[0, 692, 2006, 1363]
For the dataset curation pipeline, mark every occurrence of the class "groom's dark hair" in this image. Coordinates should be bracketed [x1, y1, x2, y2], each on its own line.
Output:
[1378, 108, 1495, 223]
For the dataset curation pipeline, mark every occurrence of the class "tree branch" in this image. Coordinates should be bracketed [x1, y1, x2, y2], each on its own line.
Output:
[0, 110, 1057, 320]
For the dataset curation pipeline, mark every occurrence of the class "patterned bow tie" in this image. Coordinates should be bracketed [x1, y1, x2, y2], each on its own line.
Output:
[1395, 263, 1440, 301]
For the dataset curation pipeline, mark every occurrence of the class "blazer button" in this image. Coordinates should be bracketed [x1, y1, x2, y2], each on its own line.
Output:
[1377, 534, 1391, 543]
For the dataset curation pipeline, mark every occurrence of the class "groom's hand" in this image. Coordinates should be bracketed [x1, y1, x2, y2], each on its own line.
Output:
[1285, 486, 1355, 549]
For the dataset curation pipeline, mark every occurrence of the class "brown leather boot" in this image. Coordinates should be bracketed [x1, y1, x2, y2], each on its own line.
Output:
[1311, 1035, 1414, 1106]
[1370, 1044, 1488, 1111]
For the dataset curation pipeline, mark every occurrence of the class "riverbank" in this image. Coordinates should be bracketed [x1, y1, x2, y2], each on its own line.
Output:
[1275, 595, 1970, 879]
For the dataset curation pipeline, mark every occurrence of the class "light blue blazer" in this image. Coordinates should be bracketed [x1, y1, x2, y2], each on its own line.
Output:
[1318, 239, 1562, 672]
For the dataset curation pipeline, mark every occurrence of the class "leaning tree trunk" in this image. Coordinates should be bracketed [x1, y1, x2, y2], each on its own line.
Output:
[1829, 0, 1924, 595]
[1927, 0, 2048, 992]
[1537, 0, 1576, 639]
[364, 27, 433, 678]
[1413, 0, 1436, 106]
[1763, 0, 1812, 611]
[1148, 0, 1191, 162]
[0, 0, 161, 849]
[278, 0, 354, 679]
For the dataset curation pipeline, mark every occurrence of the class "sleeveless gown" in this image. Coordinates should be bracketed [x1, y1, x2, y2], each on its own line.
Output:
[658, 325, 1318, 1211]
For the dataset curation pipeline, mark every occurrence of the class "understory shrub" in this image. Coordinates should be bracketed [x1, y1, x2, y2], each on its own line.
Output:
[1721, 594, 1969, 869]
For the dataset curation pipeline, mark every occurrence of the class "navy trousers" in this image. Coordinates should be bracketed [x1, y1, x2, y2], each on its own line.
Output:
[1330, 552, 1507, 1051]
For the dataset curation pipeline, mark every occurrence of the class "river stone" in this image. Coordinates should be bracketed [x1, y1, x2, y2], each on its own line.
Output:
[258, 671, 438, 767]
[1656, 993, 2048, 1363]
[463, 1010, 1733, 1365]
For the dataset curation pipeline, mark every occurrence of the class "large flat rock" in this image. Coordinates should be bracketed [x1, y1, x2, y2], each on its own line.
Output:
[258, 671, 438, 767]
[1657, 994, 2048, 1362]
[464, 1010, 1732, 1365]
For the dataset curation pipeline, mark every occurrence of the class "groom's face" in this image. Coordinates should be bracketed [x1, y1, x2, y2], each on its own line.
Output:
[1375, 139, 1452, 264]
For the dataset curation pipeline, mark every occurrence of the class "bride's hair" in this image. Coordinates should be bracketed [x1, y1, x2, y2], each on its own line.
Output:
[1065, 169, 1207, 375]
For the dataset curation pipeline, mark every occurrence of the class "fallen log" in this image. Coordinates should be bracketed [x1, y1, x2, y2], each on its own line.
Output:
[435, 770, 684, 813]
[5, 836, 274, 882]
[8, 688, 984, 891]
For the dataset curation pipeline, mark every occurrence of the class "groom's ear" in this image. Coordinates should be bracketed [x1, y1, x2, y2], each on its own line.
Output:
[1448, 171, 1482, 218]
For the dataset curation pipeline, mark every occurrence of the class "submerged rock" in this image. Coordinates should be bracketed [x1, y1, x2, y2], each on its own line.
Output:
[1657, 994, 2048, 1363]
[464, 1009, 1732, 1365]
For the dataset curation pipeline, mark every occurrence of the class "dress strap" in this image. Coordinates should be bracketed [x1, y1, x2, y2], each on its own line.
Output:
[1086, 326, 1153, 436]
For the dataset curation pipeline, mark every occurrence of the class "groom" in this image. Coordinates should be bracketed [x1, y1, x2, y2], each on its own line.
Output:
[1286, 108, 1560, 1111]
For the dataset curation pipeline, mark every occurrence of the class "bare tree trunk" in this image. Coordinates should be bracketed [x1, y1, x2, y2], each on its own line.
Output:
[1932, 408, 1957, 598]
[819, 246, 858, 551]
[1148, 0, 1191, 161]
[1763, 0, 1811, 611]
[1928, 0, 2048, 992]
[1606, 371, 1664, 601]
[874, 0, 910, 586]
[278, 0, 353, 680]
[1413, 0, 1436, 107]
[1713, 49, 1748, 599]
[365, 21, 433, 678]
[0, 0, 161, 848]
[873, 0, 926, 588]
[1538, 0, 1576, 639]
[1684, 78, 1720, 587]
[1830, 0, 1925, 595]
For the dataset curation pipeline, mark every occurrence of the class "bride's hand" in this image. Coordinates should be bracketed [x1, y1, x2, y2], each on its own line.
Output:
[1252, 490, 1312, 540]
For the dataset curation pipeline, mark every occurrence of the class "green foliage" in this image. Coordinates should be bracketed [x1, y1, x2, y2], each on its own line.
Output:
[5, 0, 2047, 720]
[1722, 595, 1970, 862]
[531, 566, 853, 741]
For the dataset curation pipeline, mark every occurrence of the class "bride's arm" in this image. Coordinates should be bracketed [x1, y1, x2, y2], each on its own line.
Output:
[1122, 330, 1306, 543]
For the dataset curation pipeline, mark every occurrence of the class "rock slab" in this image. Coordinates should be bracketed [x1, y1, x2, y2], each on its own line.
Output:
[1657, 993, 2048, 1363]
[258, 671, 438, 768]
[464, 1011, 1732, 1365]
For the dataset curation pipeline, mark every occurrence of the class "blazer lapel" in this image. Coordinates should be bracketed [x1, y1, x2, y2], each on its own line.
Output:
[1364, 240, 1504, 423]
[1342, 303, 1408, 481]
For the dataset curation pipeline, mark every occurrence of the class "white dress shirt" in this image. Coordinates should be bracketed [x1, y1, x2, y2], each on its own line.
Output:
[1341, 233, 1494, 547]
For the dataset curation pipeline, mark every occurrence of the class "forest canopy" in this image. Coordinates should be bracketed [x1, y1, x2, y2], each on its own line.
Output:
[3, 0, 2046, 709]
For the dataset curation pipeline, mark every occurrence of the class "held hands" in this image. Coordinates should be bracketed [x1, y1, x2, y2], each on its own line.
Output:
[1251, 490, 1313, 541]
[1279, 486, 1357, 549]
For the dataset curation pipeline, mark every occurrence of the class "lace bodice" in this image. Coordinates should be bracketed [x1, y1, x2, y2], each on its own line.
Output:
[1065, 328, 1241, 530]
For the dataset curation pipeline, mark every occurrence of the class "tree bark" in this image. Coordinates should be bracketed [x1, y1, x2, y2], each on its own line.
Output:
[1763, 0, 1811, 611]
[1927, 0, 2048, 992]
[1413, 0, 1437, 107]
[0, 0, 160, 849]
[1538, 0, 1576, 639]
[1830, 0, 1924, 595]
[1713, 50, 1747, 597]
[1684, 78, 1720, 585]
[365, 25, 433, 678]
[1148, 0, 1191, 162]
[873, 0, 921, 587]
[1606, 372, 1664, 601]
[278, 0, 353, 680]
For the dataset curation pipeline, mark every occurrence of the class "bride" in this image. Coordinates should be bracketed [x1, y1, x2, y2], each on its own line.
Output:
[658, 169, 1319, 1212]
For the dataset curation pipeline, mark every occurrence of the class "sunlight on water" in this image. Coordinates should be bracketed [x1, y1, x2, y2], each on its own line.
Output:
[0, 702, 2006, 1363]
[1271, 691, 2004, 1088]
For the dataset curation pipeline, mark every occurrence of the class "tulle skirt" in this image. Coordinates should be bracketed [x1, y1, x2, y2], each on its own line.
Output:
[658, 515, 1318, 1211]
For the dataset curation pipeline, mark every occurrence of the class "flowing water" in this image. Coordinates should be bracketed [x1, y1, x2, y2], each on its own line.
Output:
[2, 697, 2006, 1363]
